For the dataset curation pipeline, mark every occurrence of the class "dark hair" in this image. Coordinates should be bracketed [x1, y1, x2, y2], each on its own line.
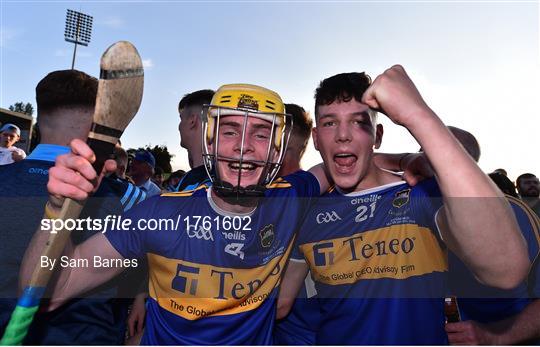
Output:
[285, 103, 312, 147]
[314, 72, 371, 117]
[178, 89, 215, 113]
[516, 173, 537, 186]
[169, 169, 186, 179]
[488, 173, 518, 198]
[36, 70, 98, 113]
[448, 126, 481, 162]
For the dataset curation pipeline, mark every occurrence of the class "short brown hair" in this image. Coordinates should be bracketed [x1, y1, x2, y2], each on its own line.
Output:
[36, 70, 98, 113]
[178, 89, 215, 113]
[285, 103, 312, 153]
[315, 72, 371, 119]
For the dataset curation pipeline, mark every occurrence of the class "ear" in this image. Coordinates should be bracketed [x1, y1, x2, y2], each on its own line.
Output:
[374, 124, 383, 149]
[189, 113, 198, 130]
[312, 127, 320, 152]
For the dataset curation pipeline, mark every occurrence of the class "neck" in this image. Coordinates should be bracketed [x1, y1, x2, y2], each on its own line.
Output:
[278, 161, 301, 177]
[134, 176, 148, 186]
[345, 163, 402, 194]
[187, 142, 204, 168]
[40, 133, 88, 147]
[210, 188, 257, 215]
[522, 196, 540, 207]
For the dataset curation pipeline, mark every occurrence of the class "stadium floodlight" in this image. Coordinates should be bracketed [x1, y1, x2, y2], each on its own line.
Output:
[64, 9, 93, 69]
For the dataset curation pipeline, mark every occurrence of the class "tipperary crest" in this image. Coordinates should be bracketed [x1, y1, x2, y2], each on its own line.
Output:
[392, 189, 411, 208]
[259, 224, 274, 248]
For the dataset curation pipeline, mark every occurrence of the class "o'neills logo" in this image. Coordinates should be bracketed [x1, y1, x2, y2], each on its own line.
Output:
[392, 189, 411, 208]
[237, 94, 259, 111]
[259, 224, 274, 248]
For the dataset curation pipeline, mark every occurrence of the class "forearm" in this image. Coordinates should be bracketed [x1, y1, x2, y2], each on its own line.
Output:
[373, 152, 409, 171]
[408, 111, 528, 287]
[491, 300, 540, 344]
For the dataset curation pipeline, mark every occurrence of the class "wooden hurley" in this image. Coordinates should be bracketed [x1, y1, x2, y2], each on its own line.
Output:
[1, 41, 144, 345]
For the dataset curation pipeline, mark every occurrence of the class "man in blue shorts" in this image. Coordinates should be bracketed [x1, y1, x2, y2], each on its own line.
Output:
[278, 66, 530, 344]
[21, 83, 327, 345]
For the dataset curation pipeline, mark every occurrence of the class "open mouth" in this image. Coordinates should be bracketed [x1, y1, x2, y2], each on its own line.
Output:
[227, 161, 260, 176]
[333, 153, 358, 174]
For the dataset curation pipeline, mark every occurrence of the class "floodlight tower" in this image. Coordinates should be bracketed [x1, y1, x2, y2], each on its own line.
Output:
[64, 9, 93, 69]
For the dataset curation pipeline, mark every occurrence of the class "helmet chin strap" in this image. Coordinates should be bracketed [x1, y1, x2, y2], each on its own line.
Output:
[213, 180, 265, 206]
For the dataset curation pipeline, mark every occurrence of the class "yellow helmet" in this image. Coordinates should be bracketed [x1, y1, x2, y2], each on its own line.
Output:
[201, 83, 292, 198]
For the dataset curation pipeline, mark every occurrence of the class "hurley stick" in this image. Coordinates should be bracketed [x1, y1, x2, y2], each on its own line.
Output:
[0, 41, 144, 345]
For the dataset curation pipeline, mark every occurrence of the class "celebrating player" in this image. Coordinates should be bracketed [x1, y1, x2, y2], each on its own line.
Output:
[277, 65, 530, 344]
[21, 84, 326, 345]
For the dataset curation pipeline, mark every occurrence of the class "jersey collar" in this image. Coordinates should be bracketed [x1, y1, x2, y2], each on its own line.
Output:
[26, 144, 70, 162]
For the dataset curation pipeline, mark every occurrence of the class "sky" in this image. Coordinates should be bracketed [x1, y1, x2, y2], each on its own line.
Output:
[1, 0, 539, 180]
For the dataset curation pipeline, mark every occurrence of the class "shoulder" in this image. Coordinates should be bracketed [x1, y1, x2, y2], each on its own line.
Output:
[409, 177, 441, 197]
[161, 183, 209, 198]
[266, 170, 319, 197]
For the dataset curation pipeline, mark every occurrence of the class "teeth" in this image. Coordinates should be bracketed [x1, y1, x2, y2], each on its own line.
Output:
[335, 153, 353, 157]
[230, 162, 256, 170]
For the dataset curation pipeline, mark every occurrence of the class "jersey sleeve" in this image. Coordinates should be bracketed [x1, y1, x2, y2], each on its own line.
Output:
[413, 178, 444, 237]
[104, 196, 160, 259]
[507, 197, 540, 296]
[282, 170, 320, 198]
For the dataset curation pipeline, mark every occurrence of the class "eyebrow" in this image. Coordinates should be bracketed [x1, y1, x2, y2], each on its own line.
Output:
[319, 111, 370, 120]
[219, 120, 272, 130]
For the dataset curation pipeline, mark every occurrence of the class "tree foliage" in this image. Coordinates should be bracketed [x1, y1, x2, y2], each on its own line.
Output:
[9, 102, 34, 116]
[128, 144, 174, 173]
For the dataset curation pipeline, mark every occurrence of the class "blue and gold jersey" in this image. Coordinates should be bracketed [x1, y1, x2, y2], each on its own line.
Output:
[105, 170, 319, 345]
[293, 178, 448, 344]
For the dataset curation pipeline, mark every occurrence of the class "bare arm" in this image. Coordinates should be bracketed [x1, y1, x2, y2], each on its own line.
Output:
[308, 163, 331, 194]
[20, 231, 125, 311]
[362, 65, 529, 289]
[445, 300, 540, 345]
[277, 260, 309, 319]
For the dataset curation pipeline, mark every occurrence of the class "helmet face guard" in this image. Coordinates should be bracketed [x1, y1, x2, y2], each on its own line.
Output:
[201, 84, 292, 200]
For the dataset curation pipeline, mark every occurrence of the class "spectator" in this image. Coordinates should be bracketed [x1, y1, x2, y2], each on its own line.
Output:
[129, 150, 162, 197]
[112, 144, 129, 180]
[516, 173, 540, 217]
[488, 172, 518, 198]
[152, 166, 164, 188]
[493, 168, 508, 177]
[164, 170, 186, 191]
[0, 123, 26, 165]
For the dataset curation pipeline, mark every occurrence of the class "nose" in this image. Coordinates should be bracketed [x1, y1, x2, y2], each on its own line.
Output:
[233, 132, 255, 156]
[336, 123, 352, 143]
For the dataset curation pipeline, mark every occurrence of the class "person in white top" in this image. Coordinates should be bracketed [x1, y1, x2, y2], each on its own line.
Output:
[0, 123, 26, 165]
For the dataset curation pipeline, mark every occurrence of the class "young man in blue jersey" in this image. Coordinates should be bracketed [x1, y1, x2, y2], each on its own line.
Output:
[278, 65, 530, 344]
[21, 84, 328, 345]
